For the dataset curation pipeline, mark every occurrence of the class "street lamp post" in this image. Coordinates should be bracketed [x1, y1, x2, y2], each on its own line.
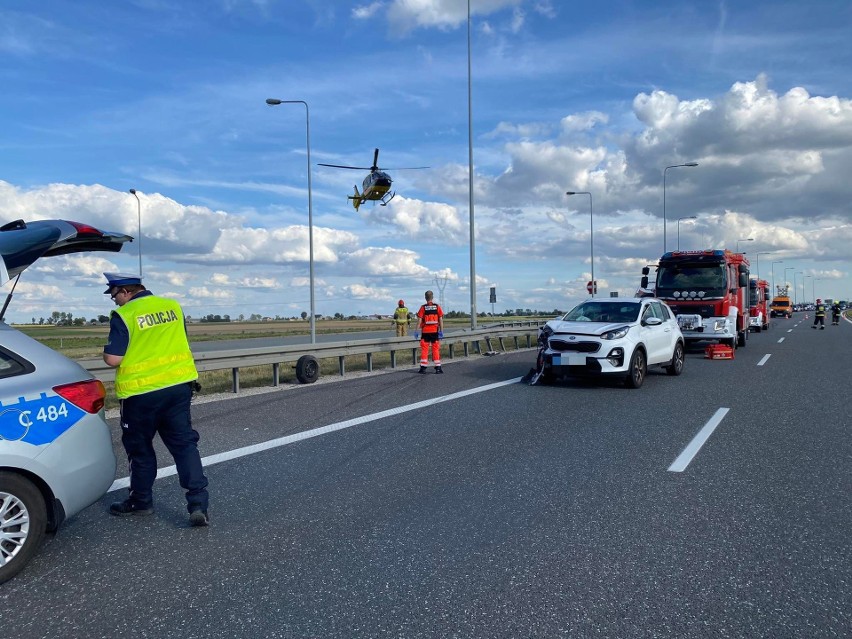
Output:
[128, 189, 142, 277]
[794, 272, 803, 306]
[467, 0, 477, 329]
[566, 191, 593, 297]
[771, 260, 783, 297]
[676, 215, 697, 251]
[804, 275, 813, 305]
[663, 162, 698, 253]
[736, 238, 754, 253]
[754, 251, 772, 283]
[266, 98, 316, 344]
[815, 278, 823, 302]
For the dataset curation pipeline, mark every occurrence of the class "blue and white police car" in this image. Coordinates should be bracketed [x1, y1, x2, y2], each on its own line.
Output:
[0, 219, 131, 583]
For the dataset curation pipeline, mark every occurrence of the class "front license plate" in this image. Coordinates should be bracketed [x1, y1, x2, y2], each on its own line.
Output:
[553, 353, 586, 366]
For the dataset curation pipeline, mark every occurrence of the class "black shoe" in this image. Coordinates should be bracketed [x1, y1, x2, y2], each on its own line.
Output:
[821, 326, 825, 330]
[419, 366, 428, 374]
[109, 500, 154, 517]
[435, 367, 444, 374]
[189, 510, 209, 527]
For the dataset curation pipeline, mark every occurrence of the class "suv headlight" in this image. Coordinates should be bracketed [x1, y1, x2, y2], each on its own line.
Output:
[601, 325, 630, 340]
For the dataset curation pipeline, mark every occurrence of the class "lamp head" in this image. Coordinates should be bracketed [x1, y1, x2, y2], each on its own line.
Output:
[266, 98, 282, 105]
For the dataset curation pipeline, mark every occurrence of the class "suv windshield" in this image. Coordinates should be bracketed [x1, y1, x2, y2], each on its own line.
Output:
[563, 302, 640, 323]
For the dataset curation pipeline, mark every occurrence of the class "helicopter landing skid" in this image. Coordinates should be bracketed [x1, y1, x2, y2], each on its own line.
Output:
[380, 191, 396, 206]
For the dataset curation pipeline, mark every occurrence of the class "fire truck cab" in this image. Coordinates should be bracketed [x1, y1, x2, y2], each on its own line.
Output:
[748, 278, 771, 332]
[641, 249, 750, 349]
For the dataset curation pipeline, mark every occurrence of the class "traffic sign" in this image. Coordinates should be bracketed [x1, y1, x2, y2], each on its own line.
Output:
[586, 280, 597, 294]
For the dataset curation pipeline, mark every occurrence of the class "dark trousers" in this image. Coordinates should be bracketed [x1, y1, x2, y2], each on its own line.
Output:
[813, 315, 825, 327]
[120, 383, 209, 513]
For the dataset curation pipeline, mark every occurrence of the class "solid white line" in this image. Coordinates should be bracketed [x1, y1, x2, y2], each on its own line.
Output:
[757, 354, 771, 366]
[108, 376, 522, 493]
[667, 408, 730, 473]
[777, 337, 785, 343]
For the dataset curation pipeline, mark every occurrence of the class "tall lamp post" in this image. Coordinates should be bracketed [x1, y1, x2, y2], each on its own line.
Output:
[784, 267, 795, 295]
[771, 260, 783, 297]
[676, 215, 697, 251]
[266, 98, 316, 344]
[794, 272, 803, 306]
[467, 0, 477, 329]
[804, 275, 813, 305]
[814, 278, 823, 302]
[128, 189, 142, 277]
[736, 238, 754, 253]
[663, 162, 698, 253]
[566, 191, 593, 297]
[754, 251, 772, 283]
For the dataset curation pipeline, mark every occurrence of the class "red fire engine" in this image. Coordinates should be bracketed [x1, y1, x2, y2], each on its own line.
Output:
[641, 249, 751, 349]
[748, 278, 771, 332]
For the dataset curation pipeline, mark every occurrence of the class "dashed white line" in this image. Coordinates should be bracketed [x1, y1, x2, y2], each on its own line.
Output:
[108, 376, 522, 493]
[778, 337, 785, 343]
[757, 354, 771, 366]
[787, 328, 793, 333]
[668, 408, 730, 473]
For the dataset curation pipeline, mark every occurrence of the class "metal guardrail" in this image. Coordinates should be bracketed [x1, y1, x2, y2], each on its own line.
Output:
[77, 324, 544, 393]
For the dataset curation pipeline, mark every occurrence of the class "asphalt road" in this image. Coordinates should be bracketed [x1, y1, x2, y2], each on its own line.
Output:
[3, 316, 850, 638]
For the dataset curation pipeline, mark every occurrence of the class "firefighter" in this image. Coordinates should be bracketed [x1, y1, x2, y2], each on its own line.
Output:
[416, 290, 444, 373]
[813, 298, 826, 329]
[392, 299, 411, 337]
[831, 300, 842, 325]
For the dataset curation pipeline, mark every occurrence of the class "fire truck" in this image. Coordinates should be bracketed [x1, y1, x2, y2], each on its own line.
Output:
[640, 249, 750, 349]
[748, 278, 771, 332]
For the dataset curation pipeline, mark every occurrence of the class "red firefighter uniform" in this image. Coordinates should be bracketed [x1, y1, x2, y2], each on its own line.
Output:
[416, 294, 444, 373]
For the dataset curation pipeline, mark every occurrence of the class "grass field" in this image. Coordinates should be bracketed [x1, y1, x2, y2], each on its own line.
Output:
[15, 318, 541, 408]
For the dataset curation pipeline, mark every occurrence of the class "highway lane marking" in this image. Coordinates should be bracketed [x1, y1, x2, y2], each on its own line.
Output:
[777, 337, 785, 343]
[757, 354, 771, 366]
[667, 408, 730, 473]
[787, 329, 793, 333]
[108, 376, 522, 493]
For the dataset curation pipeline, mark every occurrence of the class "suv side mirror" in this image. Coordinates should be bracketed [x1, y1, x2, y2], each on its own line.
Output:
[642, 316, 663, 326]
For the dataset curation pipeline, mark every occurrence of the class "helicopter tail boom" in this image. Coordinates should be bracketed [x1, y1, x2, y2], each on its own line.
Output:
[348, 185, 363, 211]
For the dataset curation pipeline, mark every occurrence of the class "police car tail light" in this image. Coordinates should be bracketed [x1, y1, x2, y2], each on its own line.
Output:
[67, 221, 103, 237]
[53, 379, 107, 414]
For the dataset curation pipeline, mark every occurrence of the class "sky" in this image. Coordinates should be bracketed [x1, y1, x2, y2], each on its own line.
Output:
[2, 0, 852, 323]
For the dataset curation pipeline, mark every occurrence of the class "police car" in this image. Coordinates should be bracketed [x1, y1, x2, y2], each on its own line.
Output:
[0, 219, 131, 583]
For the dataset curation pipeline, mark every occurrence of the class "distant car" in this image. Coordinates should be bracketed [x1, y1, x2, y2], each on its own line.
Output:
[0, 219, 131, 584]
[532, 297, 685, 388]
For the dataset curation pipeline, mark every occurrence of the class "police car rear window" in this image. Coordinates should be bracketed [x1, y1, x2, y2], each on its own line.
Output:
[0, 347, 33, 379]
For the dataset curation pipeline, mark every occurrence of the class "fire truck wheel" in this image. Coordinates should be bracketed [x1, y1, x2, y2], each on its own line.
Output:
[666, 342, 685, 376]
[625, 348, 646, 389]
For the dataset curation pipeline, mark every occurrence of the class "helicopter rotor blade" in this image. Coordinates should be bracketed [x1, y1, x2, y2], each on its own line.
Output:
[371, 148, 380, 171]
[317, 163, 372, 170]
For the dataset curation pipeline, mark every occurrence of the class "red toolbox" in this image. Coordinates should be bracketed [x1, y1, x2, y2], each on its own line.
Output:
[705, 343, 734, 359]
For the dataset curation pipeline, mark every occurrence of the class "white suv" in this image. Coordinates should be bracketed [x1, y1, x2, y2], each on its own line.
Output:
[0, 219, 131, 583]
[530, 297, 685, 388]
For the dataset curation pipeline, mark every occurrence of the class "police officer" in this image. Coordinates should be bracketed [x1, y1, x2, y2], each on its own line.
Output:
[831, 300, 841, 325]
[392, 299, 411, 337]
[813, 298, 826, 330]
[102, 273, 210, 526]
[416, 290, 444, 373]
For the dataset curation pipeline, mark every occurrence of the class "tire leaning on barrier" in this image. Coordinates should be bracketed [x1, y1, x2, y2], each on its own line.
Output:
[295, 354, 320, 384]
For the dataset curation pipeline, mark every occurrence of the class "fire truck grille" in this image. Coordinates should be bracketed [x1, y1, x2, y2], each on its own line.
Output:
[668, 304, 716, 318]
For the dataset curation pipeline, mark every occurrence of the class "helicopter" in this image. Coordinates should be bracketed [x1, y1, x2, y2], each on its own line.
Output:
[318, 148, 428, 211]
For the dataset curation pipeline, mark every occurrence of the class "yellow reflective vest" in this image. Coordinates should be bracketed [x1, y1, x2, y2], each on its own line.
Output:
[113, 295, 198, 399]
[393, 307, 410, 324]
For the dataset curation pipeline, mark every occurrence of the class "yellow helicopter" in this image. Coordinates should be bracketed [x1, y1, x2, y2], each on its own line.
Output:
[318, 148, 428, 211]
